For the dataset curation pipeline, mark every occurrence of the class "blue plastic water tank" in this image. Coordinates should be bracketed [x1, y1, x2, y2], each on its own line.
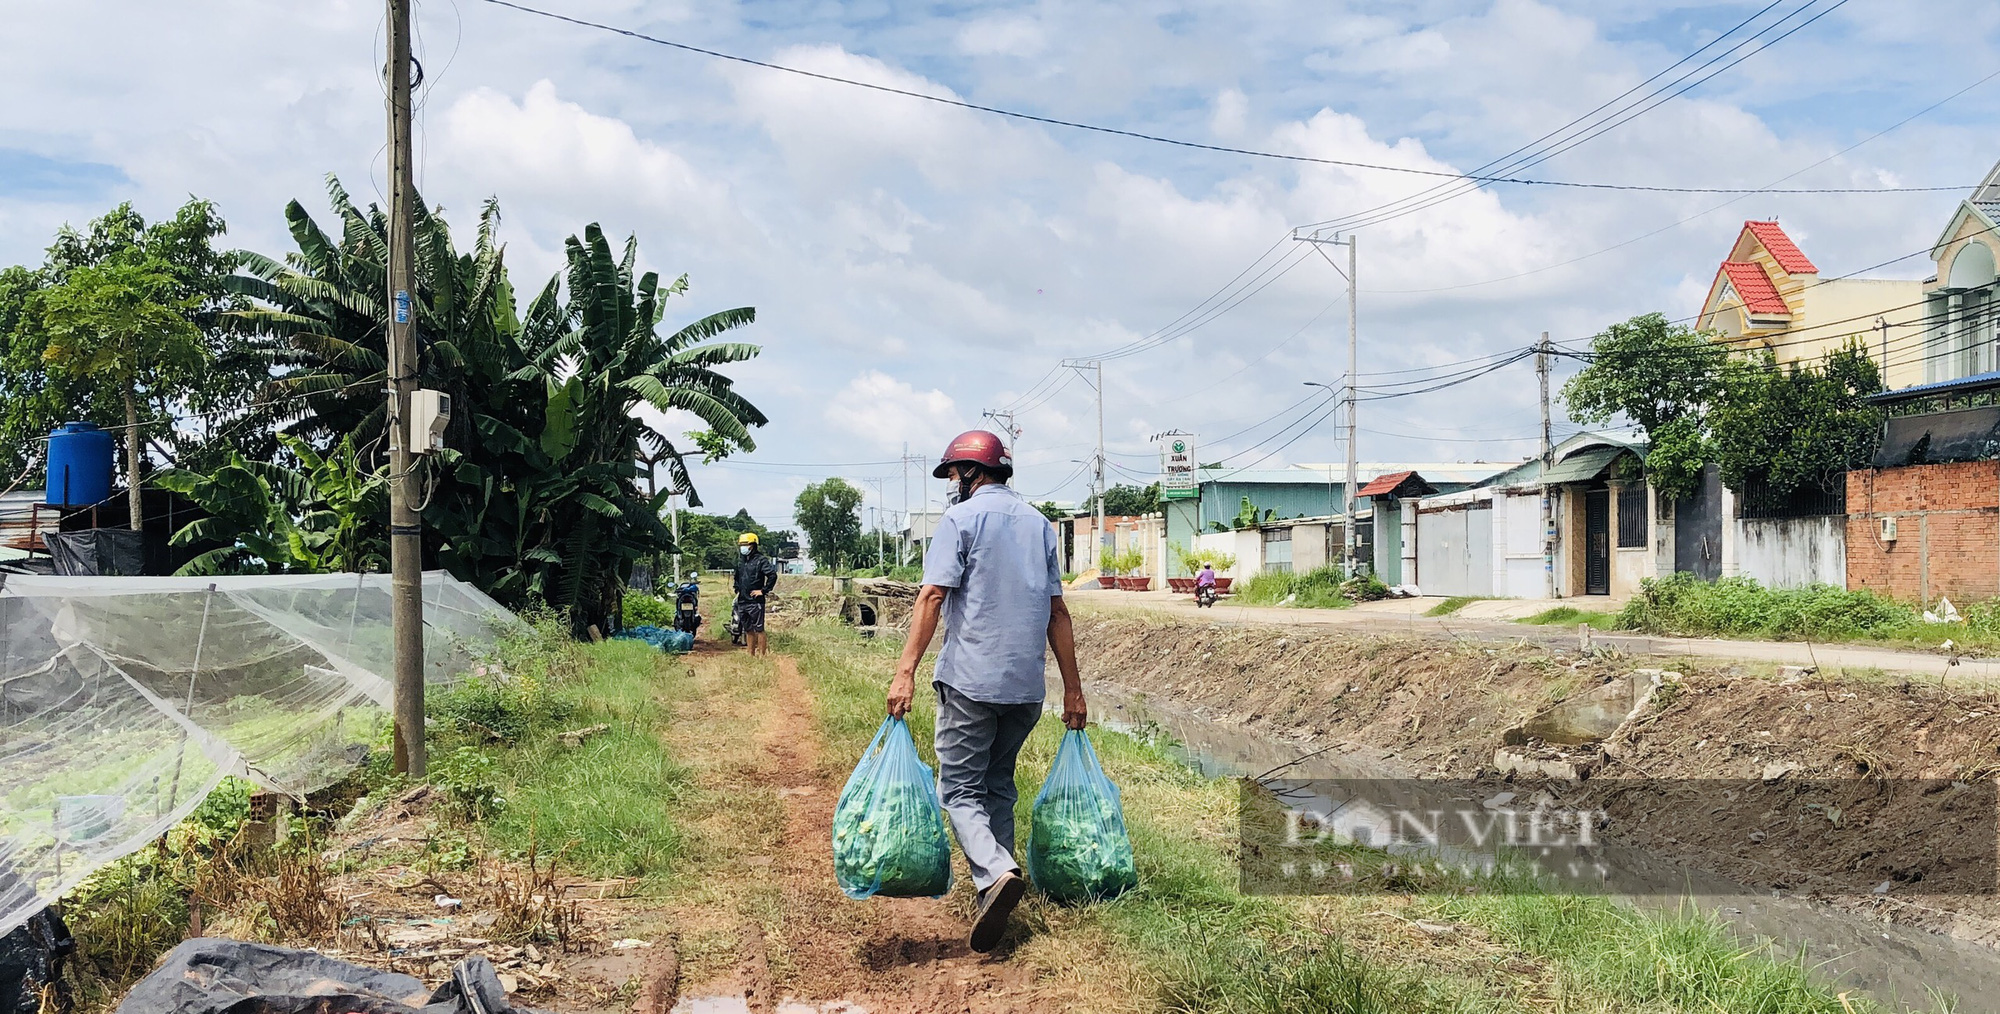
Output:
[46, 422, 115, 507]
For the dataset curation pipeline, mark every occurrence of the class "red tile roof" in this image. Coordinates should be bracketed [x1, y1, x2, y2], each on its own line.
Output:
[1719, 261, 1791, 317]
[1356, 470, 1417, 498]
[1742, 221, 1818, 275]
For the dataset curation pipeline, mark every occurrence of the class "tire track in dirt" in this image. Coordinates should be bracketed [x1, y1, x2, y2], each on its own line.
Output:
[757, 653, 1049, 1014]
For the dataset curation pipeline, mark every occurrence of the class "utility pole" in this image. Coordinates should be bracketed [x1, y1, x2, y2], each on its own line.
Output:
[900, 442, 910, 567]
[1061, 359, 1106, 567]
[1537, 332, 1554, 599]
[385, 0, 424, 777]
[1294, 229, 1358, 576]
[981, 409, 1021, 459]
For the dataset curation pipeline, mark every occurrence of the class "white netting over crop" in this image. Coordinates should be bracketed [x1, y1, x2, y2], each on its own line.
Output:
[0, 571, 524, 935]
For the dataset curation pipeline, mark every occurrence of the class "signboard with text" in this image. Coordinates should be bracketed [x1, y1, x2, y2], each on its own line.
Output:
[1160, 435, 1197, 500]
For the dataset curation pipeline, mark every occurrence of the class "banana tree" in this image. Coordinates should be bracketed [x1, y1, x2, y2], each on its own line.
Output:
[229, 185, 765, 634]
[154, 434, 387, 574]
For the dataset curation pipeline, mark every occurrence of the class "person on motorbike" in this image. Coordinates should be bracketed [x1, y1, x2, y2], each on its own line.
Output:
[733, 532, 779, 656]
[1195, 562, 1218, 607]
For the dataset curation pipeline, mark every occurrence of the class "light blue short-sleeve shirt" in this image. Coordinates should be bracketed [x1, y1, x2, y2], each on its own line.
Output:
[922, 483, 1064, 705]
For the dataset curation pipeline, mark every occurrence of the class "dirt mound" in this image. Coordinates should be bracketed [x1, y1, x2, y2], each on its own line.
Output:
[1072, 615, 2000, 935]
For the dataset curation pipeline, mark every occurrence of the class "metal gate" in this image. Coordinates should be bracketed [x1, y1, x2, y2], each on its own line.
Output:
[1673, 464, 1724, 581]
[1584, 489, 1611, 595]
[1415, 504, 1492, 596]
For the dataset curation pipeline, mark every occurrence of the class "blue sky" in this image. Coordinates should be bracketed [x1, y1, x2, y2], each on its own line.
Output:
[3, 0, 1997, 529]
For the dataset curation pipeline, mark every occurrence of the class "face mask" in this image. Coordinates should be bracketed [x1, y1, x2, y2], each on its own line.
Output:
[954, 467, 977, 505]
[739, 545, 751, 557]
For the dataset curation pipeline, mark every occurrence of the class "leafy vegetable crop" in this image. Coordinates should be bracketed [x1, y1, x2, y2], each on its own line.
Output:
[832, 717, 952, 899]
[1027, 730, 1137, 903]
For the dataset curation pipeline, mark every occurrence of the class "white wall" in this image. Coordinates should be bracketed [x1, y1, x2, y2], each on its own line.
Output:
[1734, 516, 1846, 589]
[1194, 529, 1263, 576]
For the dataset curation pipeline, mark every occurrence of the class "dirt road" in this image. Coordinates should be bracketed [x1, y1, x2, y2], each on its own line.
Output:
[660, 645, 1056, 1013]
[1067, 587, 2000, 681]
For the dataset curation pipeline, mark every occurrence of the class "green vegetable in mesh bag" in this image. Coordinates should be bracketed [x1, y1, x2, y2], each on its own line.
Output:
[1027, 729, 1137, 903]
[832, 716, 953, 899]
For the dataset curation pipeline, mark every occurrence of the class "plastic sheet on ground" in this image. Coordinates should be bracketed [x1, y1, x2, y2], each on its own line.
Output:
[0, 571, 524, 937]
[114, 937, 547, 1014]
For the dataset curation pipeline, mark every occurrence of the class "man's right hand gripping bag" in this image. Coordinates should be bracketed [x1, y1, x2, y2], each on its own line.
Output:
[1028, 729, 1139, 903]
[832, 717, 953, 899]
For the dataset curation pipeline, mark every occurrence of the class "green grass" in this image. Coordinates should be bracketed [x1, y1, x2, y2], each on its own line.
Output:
[1435, 894, 1891, 1014]
[1619, 573, 2000, 652]
[1519, 605, 1628, 629]
[1425, 596, 1491, 617]
[1231, 566, 1354, 609]
[777, 619, 1936, 1013]
[429, 622, 690, 878]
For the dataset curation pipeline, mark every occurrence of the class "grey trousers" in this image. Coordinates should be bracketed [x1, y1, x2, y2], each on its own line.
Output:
[933, 680, 1041, 892]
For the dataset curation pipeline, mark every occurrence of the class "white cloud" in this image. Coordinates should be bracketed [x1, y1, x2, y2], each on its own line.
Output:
[956, 15, 1048, 58]
[822, 371, 965, 455]
[1211, 87, 1249, 139]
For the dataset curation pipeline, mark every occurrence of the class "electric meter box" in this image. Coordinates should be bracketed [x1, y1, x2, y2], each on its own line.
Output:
[410, 389, 451, 453]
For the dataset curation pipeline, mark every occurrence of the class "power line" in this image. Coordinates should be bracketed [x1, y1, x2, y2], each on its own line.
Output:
[1367, 64, 2000, 296]
[1305, 0, 1866, 235]
[474, 0, 1961, 198]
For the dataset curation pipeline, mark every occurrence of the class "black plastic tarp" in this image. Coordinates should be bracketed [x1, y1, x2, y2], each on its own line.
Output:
[115, 939, 547, 1014]
[46, 528, 148, 577]
[1874, 405, 2000, 468]
[0, 908, 73, 1014]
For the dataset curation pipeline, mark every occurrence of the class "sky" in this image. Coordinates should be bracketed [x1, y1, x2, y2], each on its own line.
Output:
[3, 0, 1998, 532]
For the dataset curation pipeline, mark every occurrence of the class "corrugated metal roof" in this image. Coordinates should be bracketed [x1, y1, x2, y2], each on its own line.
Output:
[1541, 446, 1630, 484]
[1867, 369, 2000, 404]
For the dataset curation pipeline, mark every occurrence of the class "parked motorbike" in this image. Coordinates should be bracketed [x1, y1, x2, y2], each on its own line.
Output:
[672, 579, 703, 638]
[1195, 583, 1219, 608]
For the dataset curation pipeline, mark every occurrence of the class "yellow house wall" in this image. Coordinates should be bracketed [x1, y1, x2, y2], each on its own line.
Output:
[1798, 278, 1928, 389]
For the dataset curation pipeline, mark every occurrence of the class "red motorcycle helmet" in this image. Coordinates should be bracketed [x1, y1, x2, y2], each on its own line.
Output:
[933, 429, 1013, 480]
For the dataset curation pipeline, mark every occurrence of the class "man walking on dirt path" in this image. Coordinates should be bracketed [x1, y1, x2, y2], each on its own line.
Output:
[734, 531, 778, 656]
[887, 429, 1088, 954]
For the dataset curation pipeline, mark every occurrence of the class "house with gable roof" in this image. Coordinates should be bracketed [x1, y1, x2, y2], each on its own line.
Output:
[1696, 220, 1926, 388]
[1915, 160, 2000, 386]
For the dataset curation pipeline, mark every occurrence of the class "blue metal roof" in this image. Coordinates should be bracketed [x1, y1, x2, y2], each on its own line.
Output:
[1868, 370, 2000, 404]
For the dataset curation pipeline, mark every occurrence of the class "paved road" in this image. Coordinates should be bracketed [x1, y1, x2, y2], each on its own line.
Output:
[1065, 587, 2000, 681]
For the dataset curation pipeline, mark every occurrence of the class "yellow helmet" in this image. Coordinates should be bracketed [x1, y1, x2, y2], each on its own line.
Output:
[737, 532, 759, 546]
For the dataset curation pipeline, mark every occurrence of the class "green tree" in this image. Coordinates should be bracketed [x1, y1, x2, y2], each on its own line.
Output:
[795, 478, 864, 571]
[154, 434, 388, 574]
[233, 183, 766, 634]
[1712, 343, 1884, 512]
[1560, 312, 1727, 500]
[1034, 500, 1065, 522]
[1086, 482, 1160, 516]
[0, 199, 253, 487]
[40, 253, 205, 529]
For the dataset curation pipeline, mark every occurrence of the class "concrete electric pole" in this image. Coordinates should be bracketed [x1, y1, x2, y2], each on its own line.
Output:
[385, 0, 425, 777]
[1294, 229, 1358, 576]
[1060, 360, 1106, 567]
[1538, 332, 1554, 599]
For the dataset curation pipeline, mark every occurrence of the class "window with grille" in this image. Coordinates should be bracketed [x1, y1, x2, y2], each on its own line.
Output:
[1616, 485, 1647, 549]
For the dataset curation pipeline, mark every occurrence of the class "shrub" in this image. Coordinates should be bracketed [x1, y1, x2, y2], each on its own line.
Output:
[1232, 566, 1351, 609]
[1618, 573, 1914, 640]
[622, 591, 673, 627]
[1340, 573, 1389, 602]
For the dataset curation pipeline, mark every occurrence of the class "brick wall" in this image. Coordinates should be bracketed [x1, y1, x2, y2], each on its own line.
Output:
[1846, 462, 2000, 604]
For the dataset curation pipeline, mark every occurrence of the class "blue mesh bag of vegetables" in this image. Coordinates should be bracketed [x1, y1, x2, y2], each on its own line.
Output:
[1027, 729, 1138, 903]
[832, 716, 953, 899]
